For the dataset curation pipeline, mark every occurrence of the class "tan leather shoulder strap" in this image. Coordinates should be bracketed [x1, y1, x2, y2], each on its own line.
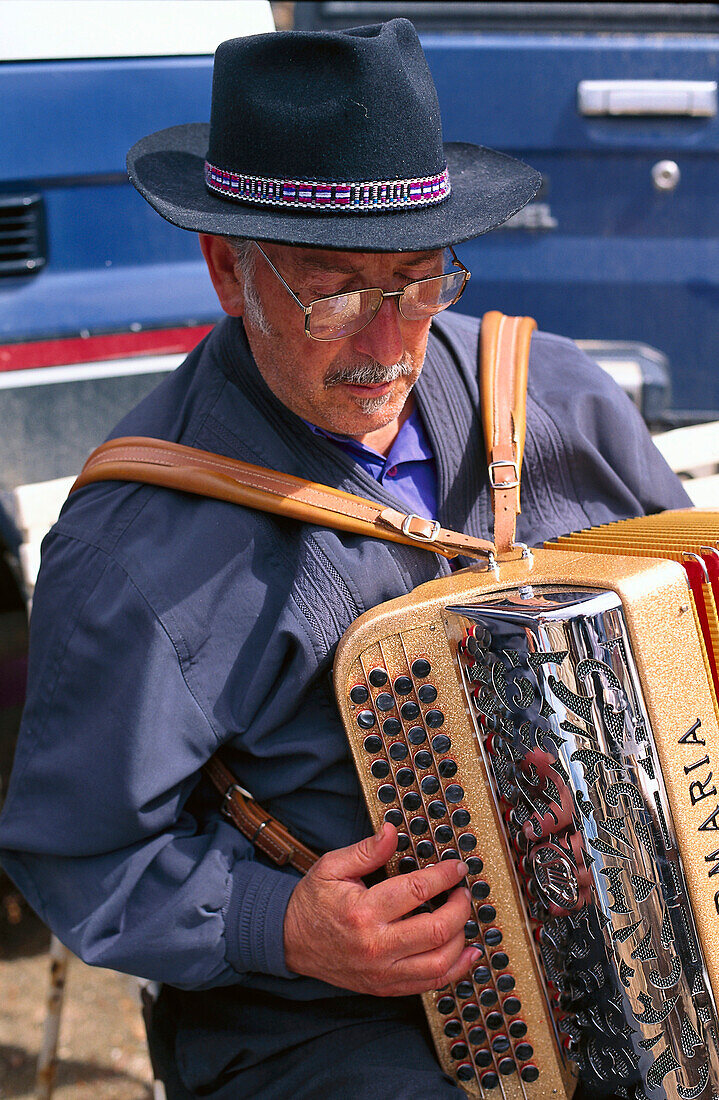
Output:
[72, 436, 500, 562]
[480, 310, 536, 557]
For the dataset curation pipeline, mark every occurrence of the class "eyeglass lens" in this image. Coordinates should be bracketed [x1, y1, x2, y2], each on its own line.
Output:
[307, 270, 466, 340]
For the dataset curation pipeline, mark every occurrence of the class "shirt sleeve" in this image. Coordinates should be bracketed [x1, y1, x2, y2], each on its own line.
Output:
[0, 531, 300, 989]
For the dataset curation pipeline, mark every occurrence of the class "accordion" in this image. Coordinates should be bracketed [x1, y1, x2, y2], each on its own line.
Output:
[335, 510, 719, 1099]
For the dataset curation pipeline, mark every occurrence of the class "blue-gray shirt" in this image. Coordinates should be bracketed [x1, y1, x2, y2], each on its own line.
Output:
[0, 311, 689, 998]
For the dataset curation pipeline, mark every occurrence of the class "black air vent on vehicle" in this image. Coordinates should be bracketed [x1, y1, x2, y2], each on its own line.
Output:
[0, 193, 46, 277]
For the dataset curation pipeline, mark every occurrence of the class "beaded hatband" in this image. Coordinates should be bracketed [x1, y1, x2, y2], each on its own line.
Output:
[204, 161, 451, 212]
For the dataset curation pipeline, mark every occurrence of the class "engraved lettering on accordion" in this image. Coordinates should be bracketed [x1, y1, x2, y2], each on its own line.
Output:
[446, 587, 719, 1100]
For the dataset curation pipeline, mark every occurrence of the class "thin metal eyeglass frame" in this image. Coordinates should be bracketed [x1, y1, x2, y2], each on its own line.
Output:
[251, 242, 470, 341]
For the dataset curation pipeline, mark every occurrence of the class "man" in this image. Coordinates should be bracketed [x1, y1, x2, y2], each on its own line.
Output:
[0, 19, 689, 1099]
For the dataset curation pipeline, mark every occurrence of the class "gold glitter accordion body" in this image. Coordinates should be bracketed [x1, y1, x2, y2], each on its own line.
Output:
[334, 511, 719, 1100]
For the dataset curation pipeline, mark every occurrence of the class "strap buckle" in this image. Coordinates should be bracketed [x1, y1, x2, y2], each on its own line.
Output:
[401, 513, 441, 543]
[488, 460, 519, 490]
[221, 782, 253, 818]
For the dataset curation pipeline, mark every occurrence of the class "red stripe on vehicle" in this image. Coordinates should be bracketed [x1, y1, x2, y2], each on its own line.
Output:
[0, 325, 215, 373]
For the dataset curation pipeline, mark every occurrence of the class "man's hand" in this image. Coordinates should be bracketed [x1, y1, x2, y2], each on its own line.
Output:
[283, 822, 478, 996]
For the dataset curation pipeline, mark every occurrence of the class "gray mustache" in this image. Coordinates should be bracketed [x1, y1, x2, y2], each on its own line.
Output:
[324, 359, 414, 389]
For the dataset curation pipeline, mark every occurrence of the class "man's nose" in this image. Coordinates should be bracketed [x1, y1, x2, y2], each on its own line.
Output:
[352, 296, 404, 366]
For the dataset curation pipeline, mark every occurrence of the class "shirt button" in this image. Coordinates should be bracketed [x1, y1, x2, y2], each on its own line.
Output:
[386, 466, 398, 477]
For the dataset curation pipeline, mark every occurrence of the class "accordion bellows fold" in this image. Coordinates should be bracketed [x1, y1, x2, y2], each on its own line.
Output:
[335, 509, 719, 1099]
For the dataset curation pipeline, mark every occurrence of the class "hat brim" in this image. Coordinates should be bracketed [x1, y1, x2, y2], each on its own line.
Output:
[127, 123, 540, 251]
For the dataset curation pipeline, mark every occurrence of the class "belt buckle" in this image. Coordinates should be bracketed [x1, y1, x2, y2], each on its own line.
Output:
[401, 513, 441, 543]
[488, 460, 519, 490]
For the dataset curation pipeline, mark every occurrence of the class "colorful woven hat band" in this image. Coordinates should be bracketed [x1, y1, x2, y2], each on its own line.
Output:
[204, 160, 451, 212]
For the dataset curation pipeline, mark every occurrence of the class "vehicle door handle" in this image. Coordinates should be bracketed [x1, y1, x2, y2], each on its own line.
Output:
[578, 80, 717, 117]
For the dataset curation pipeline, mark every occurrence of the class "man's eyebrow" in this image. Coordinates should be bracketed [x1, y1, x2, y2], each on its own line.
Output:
[292, 249, 442, 277]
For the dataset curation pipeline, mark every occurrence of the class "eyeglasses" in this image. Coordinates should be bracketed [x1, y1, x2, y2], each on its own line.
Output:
[251, 242, 470, 342]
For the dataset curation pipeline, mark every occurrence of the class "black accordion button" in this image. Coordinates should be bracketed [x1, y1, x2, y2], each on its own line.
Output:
[485, 927, 503, 946]
[375, 692, 395, 712]
[479, 989, 498, 1008]
[438, 758, 458, 779]
[414, 749, 433, 770]
[450, 1041, 468, 1061]
[445, 784, 465, 804]
[363, 734, 382, 754]
[357, 710, 376, 729]
[396, 832, 411, 852]
[465, 856, 484, 876]
[492, 1034, 510, 1054]
[455, 980, 474, 999]
[497, 974, 515, 993]
[426, 709, 445, 728]
[394, 675, 413, 695]
[499, 1058, 516, 1076]
[478, 905, 497, 924]
[437, 996, 455, 1014]
[368, 668, 388, 687]
[410, 816, 428, 836]
[471, 880, 490, 901]
[464, 919, 479, 939]
[421, 775, 440, 796]
[441, 849, 460, 862]
[458, 832, 476, 853]
[418, 684, 438, 703]
[444, 1018, 462, 1039]
[389, 741, 408, 761]
[383, 717, 401, 737]
[399, 856, 418, 874]
[473, 965, 491, 984]
[468, 1026, 487, 1046]
[491, 951, 509, 970]
[486, 1012, 503, 1030]
[475, 1049, 492, 1068]
[384, 808, 403, 827]
[515, 1042, 533, 1061]
[401, 700, 421, 722]
[371, 759, 390, 779]
[521, 1064, 539, 1083]
[462, 1002, 481, 1022]
[411, 658, 431, 678]
[349, 684, 369, 704]
[451, 808, 470, 828]
[481, 1071, 499, 1090]
[431, 733, 451, 753]
[377, 785, 396, 803]
[403, 792, 422, 812]
[408, 726, 426, 745]
[509, 1020, 527, 1039]
[434, 824, 453, 845]
[456, 1064, 475, 1082]
[416, 840, 434, 860]
[428, 800, 447, 819]
[396, 767, 415, 787]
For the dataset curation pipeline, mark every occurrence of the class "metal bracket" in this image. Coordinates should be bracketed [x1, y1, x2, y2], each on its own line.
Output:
[401, 513, 441, 543]
[488, 460, 519, 490]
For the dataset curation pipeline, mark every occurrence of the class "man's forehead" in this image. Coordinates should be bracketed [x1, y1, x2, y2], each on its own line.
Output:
[265, 243, 443, 274]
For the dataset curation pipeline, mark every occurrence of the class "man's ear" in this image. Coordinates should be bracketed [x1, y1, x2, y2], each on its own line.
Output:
[199, 234, 245, 317]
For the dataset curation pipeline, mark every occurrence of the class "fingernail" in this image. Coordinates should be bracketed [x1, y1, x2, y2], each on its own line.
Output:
[457, 862, 468, 877]
[470, 947, 483, 962]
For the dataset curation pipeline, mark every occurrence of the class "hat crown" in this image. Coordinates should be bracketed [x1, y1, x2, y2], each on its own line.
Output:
[207, 19, 445, 183]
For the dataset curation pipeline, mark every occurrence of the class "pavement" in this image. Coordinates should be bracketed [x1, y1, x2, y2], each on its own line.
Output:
[1, 889, 153, 1100]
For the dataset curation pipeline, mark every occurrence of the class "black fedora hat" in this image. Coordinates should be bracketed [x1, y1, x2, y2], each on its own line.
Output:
[127, 19, 540, 252]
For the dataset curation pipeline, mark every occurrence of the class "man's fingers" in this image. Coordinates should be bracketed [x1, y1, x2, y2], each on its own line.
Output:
[390, 885, 471, 958]
[393, 939, 480, 995]
[370, 858, 468, 923]
[319, 822, 398, 882]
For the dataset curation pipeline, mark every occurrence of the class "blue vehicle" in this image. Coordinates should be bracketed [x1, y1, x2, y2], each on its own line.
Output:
[298, 2, 719, 424]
